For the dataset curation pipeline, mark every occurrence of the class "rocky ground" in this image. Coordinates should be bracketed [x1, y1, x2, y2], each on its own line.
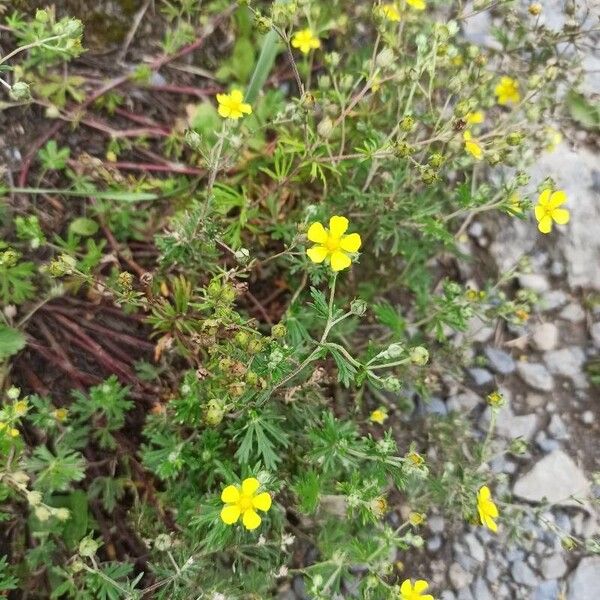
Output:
[417, 3, 600, 599]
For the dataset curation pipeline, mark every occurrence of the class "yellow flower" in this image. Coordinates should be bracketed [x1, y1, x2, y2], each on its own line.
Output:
[216, 89, 252, 120]
[477, 485, 499, 533]
[466, 110, 485, 125]
[406, 0, 426, 10]
[406, 451, 424, 466]
[399, 579, 434, 600]
[13, 400, 28, 416]
[534, 189, 570, 234]
[495, 76, 521, 105]
[379, 3, 401, 21]
[220, 477, 272, 530]
[463, 131, 483, 160]
[306, 216, 362, 272]
[370, 496, 388, 517]
[52, 408, 69, 422]
[486, 391, 505, 408]
[409, 512, 426, 526]
[370, 408, 388, 424]
[291, 29, 320, 54]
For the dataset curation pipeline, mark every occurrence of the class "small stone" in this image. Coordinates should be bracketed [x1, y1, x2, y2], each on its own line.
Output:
[541, 290, 568, 311]
[457, 588, 474, 600]
[519, 273, 550, 293]
[513, 450, 591, 507]
[526, 393, 546, 409]
[485, 561, 500, 582]
[449, 562, 473, 591]
[427, 535, 442, 552]
[532, 323, 559, 351]
[481, 404, 538, 441]
[581, 410, 594, 425]
[484, 346, 516, 374]
[533, 580, 559, 600]
[468, 367, 494, 386]
[568, 556, 600, 600]
[440, 593, 457, 600]
[463, 533, 485, 563]
[548, 414, 569, 440]
[424, 397, 448, 416]
[536, 431, 561, 453]
[517, 362, 555, 391]
[511, 560, 540, 587]
[591, 322, 600, 347]
[466, 315, 494, 343]
[544, 347, 588, 388]
[468, 222, 484, 238]
[447, 391, 481, 413]
[560, 303, 586, 323]
[541, 554, 567, 579]
[472, 577, 493, 600]
[429, 515, 445, 534]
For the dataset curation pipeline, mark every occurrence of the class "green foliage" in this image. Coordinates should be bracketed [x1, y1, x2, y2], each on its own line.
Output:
[0, 1, 595, 598]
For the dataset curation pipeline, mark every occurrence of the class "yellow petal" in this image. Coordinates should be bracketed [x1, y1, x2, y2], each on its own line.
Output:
[330, 250, 352, 271]
[329, 215, 349, 238]
[252, 492, 272, 512]
[534, 205, 546, 221]
[220, 504, 241, 525]
[340, 233, 362, 252]
[242, 508, 262, 530]
[551, 208, 570, 225]
[485, 501, 499, 518]
[549, 190, 567, 209]
[218, 104, 232, 118]
[538, 189, 551, 207]
[400, 579, 413, 595]
[307, 222, 328, 244]
[230, 89, 244, 103]
[306, 245, 329, 263]
[478, 486, 491, 501]
[538, 215, 553, 234]
[414, 580, 429, 593]
[221, 484, 240, 503]
[484, 513, 498, 532]
[240, 102, 252, 115]
[241, 477, 260, 496]
[216, 93, 228, 104]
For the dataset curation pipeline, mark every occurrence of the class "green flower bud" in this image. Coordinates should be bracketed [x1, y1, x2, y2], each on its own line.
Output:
[204, 400, 225, 426]
[409, 346, 429, 365]
[254, 13, 273, 34]
[54, 507, 70, 521]
[154, 533, 172, 551]
[393, 141, 414, 158]
[271, 323, 287, 338]
[420, 166, 439, 185]
[9, 82, 31, 102]
[7, 387, 20, 400]
[317, 117, 334, 139]
[506, 132, 524, 146]
[382, 376, 401, 392]
[184, 129, 202, 151]
[234, 331, 250, 348]
[429, 153, 445, 168]
[79, 536, 100, 558]
[350, 299, 367, 316]
[247, 338, 264, 354]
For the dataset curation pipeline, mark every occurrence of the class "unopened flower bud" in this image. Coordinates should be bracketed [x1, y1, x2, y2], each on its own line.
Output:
[376, 47, 395, 69]
[35, 506, 51, 522]
[26, 491, 42, 506]
[271, 323, 287, 338]
[382, 376, 401, 392]
[409, 346, 429, 365]
[7, 387, 20, 400]
[528, 3, 542, 15]
[350, 299, 367, 316]
[54, 507, 70, 521]
[506, 132, 524, 146]
[317, 117, 334, 139]
[79, 536, 99, 558]
[10, 81, 31, 102]
[154, 533, 172, 551]
[400, 115, 415, 132]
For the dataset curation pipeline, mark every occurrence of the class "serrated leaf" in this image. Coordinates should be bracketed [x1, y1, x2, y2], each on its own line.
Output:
[0, 326, 26, 360]
[309, 287, 329, 318]
[328, 346, 357, 387]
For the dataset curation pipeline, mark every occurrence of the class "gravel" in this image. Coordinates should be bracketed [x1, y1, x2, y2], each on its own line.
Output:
[516, 362, 555, 391]
[568, 557, 600, 600]
[531, 323, 559, 351]
[484, 347, 516, 374]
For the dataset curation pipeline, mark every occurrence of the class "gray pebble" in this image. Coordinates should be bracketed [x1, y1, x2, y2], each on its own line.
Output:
[532, 322, 559, 351]
[468, 367, 494, 386]
[484, 346, 516, 374]
[519, 273, 550, 293]
[429, 515, 446, 534]
[533, 580, 559, 600]
[548, 414, 569, 440]
[591, 322, 600, 347]
[559, 303, 586, 323]
[541, 554, 567, 579]
[511, 560, 540, 587]
[472, 577, 493, 600]
[449, 562, 474, 590]
[517, 362, 555, 392]
[463, 533, 486, 563]
[581, 410, 594, 424]
[541, 290, 568, 311]
[427, 535, 442, 552]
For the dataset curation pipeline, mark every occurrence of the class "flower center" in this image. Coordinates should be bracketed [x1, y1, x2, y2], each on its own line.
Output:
[239, 496, 253, 511]
[325, 237, 340, 252]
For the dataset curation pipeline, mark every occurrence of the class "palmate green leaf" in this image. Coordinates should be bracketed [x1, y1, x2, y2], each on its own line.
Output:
[308, 287, 329, 319]
[328, 346, 357, 387]
[27, 445, 86, 493]
[373, 301, 405, 335]
[0, 326, 26, 360]
[233, 410, 289, 470]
